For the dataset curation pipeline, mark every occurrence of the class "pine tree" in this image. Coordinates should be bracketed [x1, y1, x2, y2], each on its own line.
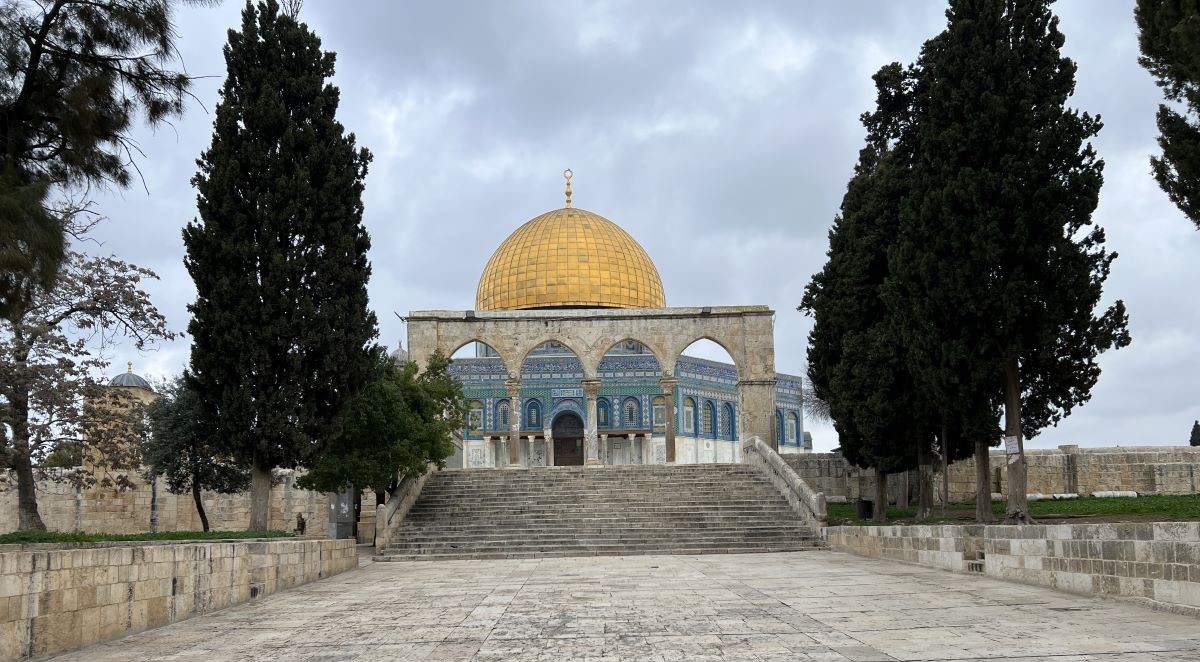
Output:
[1190, 420, 1200, 446]
[183, 0, 377, 531]
[894, 0, 1130, 523]
[801, 64, 932, 523]
[0, 0, 197, 316]
[1136, 0, 1200, 229]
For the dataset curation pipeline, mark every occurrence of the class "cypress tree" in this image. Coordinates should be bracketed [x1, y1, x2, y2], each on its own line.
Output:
[1136, 0, 1200, 229]
[183, 0, 377, 531]
[801, 64, 932, 523]
[893, 0, 1130, 524]
[1190, 420, 1200, 446]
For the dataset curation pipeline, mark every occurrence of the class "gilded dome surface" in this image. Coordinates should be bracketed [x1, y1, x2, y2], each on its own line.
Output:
[476, 207, 666, 311]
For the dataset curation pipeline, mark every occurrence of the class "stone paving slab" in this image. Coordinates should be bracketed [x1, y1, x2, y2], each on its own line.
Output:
[46, 551, 1200, 661]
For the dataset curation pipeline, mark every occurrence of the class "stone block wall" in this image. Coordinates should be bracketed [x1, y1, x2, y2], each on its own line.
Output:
[826, 522, 1200, 615]
[0, 538, 358, 660]
[0, 471, 378, 536]
[786, 446, 1200, 503]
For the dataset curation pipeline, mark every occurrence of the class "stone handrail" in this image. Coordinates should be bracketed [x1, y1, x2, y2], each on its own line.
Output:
[742, 436, 827, 525]
[374, 463, 438, 553]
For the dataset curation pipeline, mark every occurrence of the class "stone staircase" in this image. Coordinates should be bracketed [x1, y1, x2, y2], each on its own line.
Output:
[374, 464, 826, 561]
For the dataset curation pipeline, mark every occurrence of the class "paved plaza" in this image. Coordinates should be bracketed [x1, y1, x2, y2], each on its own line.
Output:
[50, 551, 1200, 661]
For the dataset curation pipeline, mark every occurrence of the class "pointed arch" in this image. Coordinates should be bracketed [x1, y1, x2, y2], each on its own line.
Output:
[722, 402, 735, 440]
[621, 396, 642, 428]
[525, 399, 543, 430]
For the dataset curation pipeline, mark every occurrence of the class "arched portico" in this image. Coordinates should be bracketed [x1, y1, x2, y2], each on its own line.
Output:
[409, 306, 779, 454]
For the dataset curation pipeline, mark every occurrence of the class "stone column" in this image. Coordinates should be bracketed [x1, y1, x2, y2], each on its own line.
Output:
[506, 379, 522, 467]
[737, 378, 778, 450]
[545, 428, 554, 467]
[583, 379, 602, 466]
[660, 377, 679, 464]
[633, 434, 643, 465]
[600, 433, 609, 465]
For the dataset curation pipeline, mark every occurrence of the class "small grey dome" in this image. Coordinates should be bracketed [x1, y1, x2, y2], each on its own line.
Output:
[110, 362, 152, 390]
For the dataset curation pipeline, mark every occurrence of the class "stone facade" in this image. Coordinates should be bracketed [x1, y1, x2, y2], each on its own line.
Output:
[787, 445, 1200, 502]
[0, 471, 377, 539]
[826, 522, 1200, 615]
[0, 538, 358, 660]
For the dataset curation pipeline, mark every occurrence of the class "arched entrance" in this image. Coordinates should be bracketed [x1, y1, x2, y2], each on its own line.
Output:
[551, 412, 585, 466]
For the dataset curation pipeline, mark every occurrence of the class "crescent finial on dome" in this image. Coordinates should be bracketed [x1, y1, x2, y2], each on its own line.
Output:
[563, 168, 573, 208]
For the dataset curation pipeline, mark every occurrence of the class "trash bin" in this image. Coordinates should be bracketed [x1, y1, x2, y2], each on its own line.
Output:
[855, 499, 873, 519]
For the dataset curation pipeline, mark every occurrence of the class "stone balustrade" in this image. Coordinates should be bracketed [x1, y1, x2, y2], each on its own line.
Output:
[742, 436, 826, 525]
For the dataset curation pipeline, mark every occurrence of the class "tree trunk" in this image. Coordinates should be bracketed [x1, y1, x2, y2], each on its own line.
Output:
[940, 423, 950, 517]
[1003, 358, 1033, 524]
[14, 451, 46, 531]
[11, 393, 46, 531]
[917, 439, 934, 521]
[248, 459, 271, 532]
[975, 436, 995, 523]
[872, 472, 888, 523]
[191, 473, 210, 532]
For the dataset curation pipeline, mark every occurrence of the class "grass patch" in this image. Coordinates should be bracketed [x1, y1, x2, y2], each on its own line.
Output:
[0, 530, 293, 545]
[827, 493, 1200, 525]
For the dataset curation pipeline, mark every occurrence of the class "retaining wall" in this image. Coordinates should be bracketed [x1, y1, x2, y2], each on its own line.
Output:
[0, 471, 377, 539]
[825, 522, 1200, 615]
[788, 445, 1200, 502]
[0, 538, 358, 660]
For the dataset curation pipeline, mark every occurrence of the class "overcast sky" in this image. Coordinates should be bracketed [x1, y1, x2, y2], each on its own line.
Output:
[87, 1, 1200, 452]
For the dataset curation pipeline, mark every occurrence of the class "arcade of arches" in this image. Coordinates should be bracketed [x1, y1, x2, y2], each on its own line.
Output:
[405, 176, 809, 469]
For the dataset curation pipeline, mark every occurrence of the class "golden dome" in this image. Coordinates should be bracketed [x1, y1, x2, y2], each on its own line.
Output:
[476, 206, 666, 311]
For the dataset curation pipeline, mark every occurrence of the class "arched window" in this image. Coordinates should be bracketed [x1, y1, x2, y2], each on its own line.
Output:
[597, 398, 610, 427]
[788, 412, 800, 443]
[623, 398, 640, 428]
[683, 397, 696, 434]
[720, 403, 734, 439]
[652, 396, 666, 428]
[497, 401, 510, 428]
[468, 401, 484, 432]
[776, 409, 785, 443]
[526, 400, 541, 429]
[701, 401, 715, 436]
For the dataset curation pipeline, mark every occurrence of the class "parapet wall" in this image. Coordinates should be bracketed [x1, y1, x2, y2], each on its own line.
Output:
[825, 522, 1200, 615]
[787, 446, 1200, 502]
[0, 471, 377, 538]
[0, 538, 358, 660]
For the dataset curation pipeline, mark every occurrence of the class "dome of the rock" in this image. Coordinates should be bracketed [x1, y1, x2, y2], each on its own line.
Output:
[475, 206, 665, 311]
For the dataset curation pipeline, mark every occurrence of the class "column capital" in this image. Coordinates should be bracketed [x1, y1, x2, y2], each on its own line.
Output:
[505, 378, 522, 397]
[581, 378, 602, 399]
[659, 376, 680, 390]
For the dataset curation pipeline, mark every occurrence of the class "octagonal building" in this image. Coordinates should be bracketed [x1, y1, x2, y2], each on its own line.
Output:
[407, 174, 810, 468]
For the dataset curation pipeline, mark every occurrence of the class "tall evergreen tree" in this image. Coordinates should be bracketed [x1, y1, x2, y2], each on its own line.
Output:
[1136, 0, 1200, 229]
[1190, 420, 1200, 446]
[184, 0, 377, 531]
[802, 64, 933, 523]
[893, 0, 1129, 523]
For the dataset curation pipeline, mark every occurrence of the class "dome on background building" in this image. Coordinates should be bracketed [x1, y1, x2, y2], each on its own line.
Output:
[109, 362, 152, 390]
[475, 171, 665, 311]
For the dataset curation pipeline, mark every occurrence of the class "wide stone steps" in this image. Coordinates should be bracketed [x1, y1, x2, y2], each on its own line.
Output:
[376, 464, 825, 561]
